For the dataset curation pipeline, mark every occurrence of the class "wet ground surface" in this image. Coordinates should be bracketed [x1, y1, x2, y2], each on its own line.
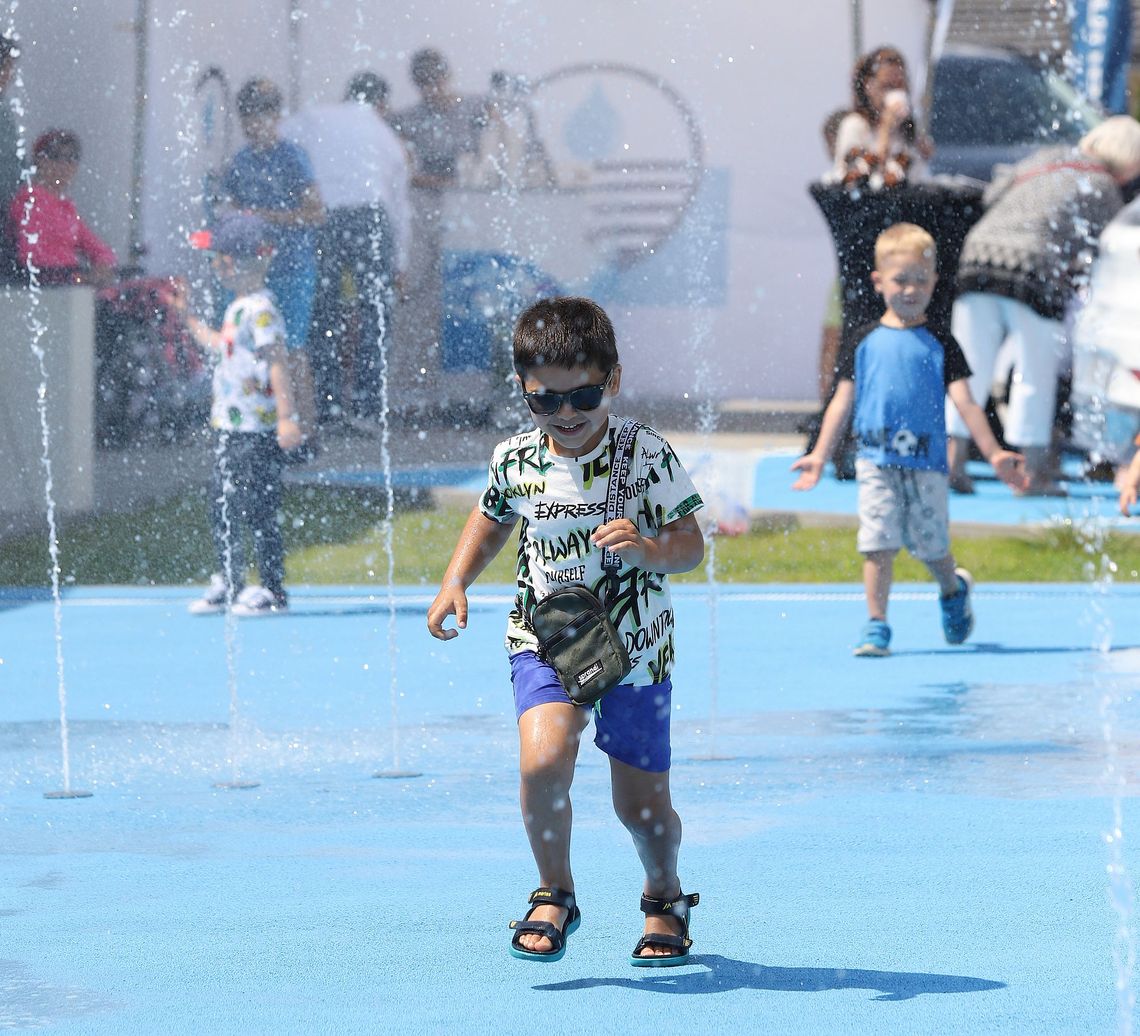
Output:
[2, 583, 1139, 1032]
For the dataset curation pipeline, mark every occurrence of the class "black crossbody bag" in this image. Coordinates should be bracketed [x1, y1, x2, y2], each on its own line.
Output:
[529, 420, 641, 707]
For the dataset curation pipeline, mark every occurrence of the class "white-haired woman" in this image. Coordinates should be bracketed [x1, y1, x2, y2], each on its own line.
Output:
[947, 115, 1140, 495]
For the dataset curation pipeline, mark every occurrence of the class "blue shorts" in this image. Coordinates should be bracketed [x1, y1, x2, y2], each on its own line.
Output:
[510, 651, 672, 773]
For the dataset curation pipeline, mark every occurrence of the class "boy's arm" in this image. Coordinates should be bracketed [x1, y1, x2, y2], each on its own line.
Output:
[590, 513, 704, 575]
[181, 310, 226, 353]
[947, 379, 1027, 490]
[75, 216, 117, 285]
[791, 379, 855, 490]
[427, 506, 516, 640]
[245, 184, 326, 228]
[168, 278, 225, 352]
[1118, 449, 1140, 516]
[267, 344, 302, 451]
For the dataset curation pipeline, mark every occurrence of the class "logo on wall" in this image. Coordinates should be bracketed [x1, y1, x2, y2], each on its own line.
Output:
[528, 62, 706, 272]
[443, 62, 714, 372]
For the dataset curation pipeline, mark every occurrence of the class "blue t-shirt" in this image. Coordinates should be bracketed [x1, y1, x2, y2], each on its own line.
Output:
[222, 140, 317, 275]
[836, 321, 972, 472]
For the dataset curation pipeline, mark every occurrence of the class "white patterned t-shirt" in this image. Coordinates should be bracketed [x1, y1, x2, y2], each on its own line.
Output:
[210, 290, 286, 433]
[479, 416, 704, 686]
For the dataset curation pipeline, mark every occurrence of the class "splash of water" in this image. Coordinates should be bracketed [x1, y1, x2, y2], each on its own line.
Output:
[1078, 503, 1137, 1033]
[22, 233, 76, 795]
[7, 6, 87, 798]
[370, 210, 419, 779]
[1060, 73, 1138, 1020]
[686, 156, 726, 761]
[213, 438, 256, 789]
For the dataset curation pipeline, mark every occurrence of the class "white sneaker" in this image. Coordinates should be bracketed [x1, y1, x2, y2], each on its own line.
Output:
[231, 585, 288, 617]
[188, 573, 234, 615]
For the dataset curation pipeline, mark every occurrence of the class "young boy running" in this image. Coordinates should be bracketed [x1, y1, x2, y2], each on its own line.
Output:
[428, 297, 706, 965]
[792, 223, 1027, 656]
[179, 212, 302, 616]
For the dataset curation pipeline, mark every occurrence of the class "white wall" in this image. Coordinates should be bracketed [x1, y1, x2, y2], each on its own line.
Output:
[0, 287, 96, 522]
[12, 0, 932, 403]
[14, 2, 136, 263]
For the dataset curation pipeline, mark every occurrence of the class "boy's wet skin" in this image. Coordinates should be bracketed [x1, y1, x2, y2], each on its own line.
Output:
[428, 297, 705, 966]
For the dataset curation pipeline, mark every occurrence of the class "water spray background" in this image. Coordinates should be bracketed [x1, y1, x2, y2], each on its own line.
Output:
[3, 1, 1140, 1032]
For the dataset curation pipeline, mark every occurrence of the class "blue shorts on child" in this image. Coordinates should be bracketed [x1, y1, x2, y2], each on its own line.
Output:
[510, 650, 673, 772]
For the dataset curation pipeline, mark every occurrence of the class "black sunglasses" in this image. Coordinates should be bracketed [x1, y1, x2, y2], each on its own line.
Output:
[522, 369, 614, 416]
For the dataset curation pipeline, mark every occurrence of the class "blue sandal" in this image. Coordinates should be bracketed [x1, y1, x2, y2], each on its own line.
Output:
[509, 887, 580, 962]
[630, 890, 699, 967]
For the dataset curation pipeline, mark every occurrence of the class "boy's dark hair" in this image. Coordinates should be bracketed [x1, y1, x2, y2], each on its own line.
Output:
[0, 34, 19, 63]
[513, 297, 619, 375]
[33, 129, 81, 163]
[345, 71, 389, 106]
[411, 48, 448, 89]
[236, 78, 283, 119]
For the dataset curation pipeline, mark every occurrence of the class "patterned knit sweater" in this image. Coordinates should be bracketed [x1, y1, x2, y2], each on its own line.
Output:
[955, 145, 1123, 320]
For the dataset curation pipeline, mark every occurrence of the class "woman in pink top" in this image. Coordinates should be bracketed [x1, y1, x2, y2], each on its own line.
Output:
[10, 129, 116, 286]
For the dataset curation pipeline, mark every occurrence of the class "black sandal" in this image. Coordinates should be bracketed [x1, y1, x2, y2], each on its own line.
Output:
[630, 890, 699, 967]
[509, 887, 581, 962]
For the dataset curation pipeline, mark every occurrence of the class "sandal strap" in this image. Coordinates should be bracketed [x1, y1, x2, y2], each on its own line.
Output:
[509, 918, 565, 948]
[639, 891, 699, 918]
[509, 889, 579, 940]
[528, 886, 576, 910]
[632, 932, 692, 955]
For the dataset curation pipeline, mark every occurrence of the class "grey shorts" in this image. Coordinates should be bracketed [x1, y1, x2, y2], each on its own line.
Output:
[855, 459, 950, 562]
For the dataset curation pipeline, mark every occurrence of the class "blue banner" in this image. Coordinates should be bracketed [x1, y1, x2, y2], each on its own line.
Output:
[1071, 0, 1133, 114]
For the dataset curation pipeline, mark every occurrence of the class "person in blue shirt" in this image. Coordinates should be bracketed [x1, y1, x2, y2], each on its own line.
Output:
[792, 223, 1027, 657]
[222, 77, 325, 453]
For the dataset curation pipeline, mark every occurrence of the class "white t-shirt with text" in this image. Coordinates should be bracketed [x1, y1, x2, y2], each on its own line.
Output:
[479, 417, 704, 686]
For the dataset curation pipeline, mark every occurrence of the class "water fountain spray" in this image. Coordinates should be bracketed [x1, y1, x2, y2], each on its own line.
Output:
[370, 207, 420, 780]
[6, 3, 91, 799]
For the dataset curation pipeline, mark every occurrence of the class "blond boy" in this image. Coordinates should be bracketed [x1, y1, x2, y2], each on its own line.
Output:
[792, 223, 1027, 655]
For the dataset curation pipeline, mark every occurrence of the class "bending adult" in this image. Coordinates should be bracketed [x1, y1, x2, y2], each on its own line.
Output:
[946, 115, 1140, 495]
[830, 45, 933, 189]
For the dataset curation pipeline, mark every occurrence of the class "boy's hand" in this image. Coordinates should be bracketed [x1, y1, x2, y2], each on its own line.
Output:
[1120, 484, 1139, 517]
[167, 276, 189, 313]
[427, 582, 468, 641]
[990, 449, 1028, 491]
[790, 453, 824, 491]
[277, 417, 303, 452]
[591, 518, 650, 568]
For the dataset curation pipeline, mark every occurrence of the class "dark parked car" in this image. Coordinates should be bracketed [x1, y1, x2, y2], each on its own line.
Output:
[928, 44, 1105, 181]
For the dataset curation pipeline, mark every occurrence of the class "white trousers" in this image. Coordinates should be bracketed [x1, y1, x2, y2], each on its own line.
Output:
[945, 292, 1067, 448]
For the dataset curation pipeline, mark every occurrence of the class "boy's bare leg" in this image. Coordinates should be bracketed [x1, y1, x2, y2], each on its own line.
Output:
[924, 554, 962, 597]
[862, 549, 896, 619]
[515, 701, 590, 953]
[610, 757, 685, 958]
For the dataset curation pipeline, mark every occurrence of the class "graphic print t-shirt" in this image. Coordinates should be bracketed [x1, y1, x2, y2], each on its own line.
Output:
[479, 417, 704, 687]
[836, 321, 971, 472]
[210, 290, 286, 433]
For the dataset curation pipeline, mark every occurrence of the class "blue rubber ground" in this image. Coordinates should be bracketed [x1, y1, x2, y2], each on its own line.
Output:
[298, 450, 1140, 530]
[755, 451, 1140, 530]
[2, 583, 1139, 1033]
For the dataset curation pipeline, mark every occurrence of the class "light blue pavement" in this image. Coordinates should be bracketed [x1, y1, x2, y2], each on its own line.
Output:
[2, 583, 1140, 1033]
[755, 451, 1140, 530]
[295, 449, 1140, 531]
